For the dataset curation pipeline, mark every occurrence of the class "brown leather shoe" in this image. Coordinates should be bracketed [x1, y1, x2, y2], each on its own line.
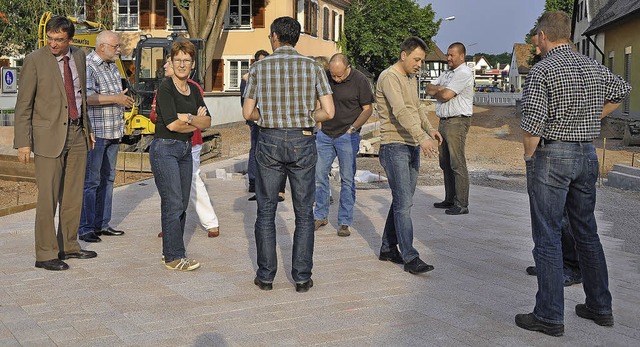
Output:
[208, 227, 220, 238]
[157, 232, 163, 238]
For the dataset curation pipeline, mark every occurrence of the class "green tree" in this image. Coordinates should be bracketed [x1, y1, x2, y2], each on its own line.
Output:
[0, 0, 111, 57]
[545, 0, 574, 14]
[340, 0, 439, 79]
[525, 0, 574, 65]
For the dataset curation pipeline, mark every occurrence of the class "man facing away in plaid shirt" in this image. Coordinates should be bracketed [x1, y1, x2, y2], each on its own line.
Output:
[242, 16, 335, 293]
[515, 11, 631, 337]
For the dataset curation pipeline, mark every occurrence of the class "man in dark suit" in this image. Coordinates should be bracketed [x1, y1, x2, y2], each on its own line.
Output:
[14, 16, 97, 271]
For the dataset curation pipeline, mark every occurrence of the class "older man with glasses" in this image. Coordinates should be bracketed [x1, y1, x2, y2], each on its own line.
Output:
[78, 30, 134, 243]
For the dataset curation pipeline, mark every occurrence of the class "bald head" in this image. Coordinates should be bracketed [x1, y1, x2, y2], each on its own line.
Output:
[329, 53, 351, 83]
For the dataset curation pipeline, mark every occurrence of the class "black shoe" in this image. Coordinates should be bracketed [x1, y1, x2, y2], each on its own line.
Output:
[59, 249, 97, 260]
[248, 195, 257, 201]
[515, 313, 564, 336]
[575, 304, 614, 326]
[35, 259, 69, 271]
[379, 247, 403, 264]
[278, 195, 285, 202]
[254, 277, 273, 291]
[445, 206, 469, 215]
[433, 201, 454, 209]
[295, 279, 313, 293]
[79, 232, 101, 243]
[403, 257, 434, 274]
[97, 227, 124, 236]
[563, 274, 582, 287]
[526, 266, 537, 276]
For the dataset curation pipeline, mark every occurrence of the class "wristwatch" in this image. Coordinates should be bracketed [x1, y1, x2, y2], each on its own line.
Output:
[187, 113, 194, 124]
[349, 125, 357, 133]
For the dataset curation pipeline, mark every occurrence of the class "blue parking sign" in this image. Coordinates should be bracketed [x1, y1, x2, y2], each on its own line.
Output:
[2, 67, 17, 93]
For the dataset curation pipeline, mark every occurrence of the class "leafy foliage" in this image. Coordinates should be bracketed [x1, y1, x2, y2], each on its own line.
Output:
[0, 1, 77, 56]
[544, 0, 574, 14]
[340, 0, 439, 79]
[524, 0, 574, 66]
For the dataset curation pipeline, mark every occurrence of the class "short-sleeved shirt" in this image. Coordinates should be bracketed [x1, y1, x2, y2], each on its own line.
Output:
[155, 78, 209, 142]
[86, 50, 125, 139]
[521, 45, 631, 141]
[375, 66, 436, 146]
[321, 68, 374, 138]
[243, 45, 332, 128]
[433, 63, 474, 118]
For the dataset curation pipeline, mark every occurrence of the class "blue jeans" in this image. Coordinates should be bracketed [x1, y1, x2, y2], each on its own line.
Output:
[254, 127, 316, 283]
[314, 129, 359, 226]
[247, 121, 260, 188]
[526, 141, 611, 324]
[79, 137, 119, 235]
[379, 143, 420, 263]
[150, 138, 193, 263]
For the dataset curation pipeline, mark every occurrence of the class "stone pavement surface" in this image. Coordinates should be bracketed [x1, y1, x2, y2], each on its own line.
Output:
[0, 157, 639, 347]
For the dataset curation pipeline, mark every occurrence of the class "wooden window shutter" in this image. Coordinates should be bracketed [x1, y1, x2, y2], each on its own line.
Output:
[139, 0, 151, 29]
[323, 8, 329, 40]
[331, 11, 336, 41]
[86, 2, 96, 21]
[212, 59, 224, 91]
[252, 0, 265, 28]
[155, 0, 167, 29]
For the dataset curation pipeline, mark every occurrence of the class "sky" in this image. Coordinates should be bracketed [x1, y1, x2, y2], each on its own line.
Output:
[418, 0, 546, 54]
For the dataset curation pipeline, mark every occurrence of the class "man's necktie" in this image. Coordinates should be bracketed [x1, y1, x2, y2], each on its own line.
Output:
[62, 56, 79, 120]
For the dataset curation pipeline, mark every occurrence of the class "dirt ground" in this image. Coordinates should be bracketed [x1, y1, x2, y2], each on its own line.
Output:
[2, 105, 640, 213]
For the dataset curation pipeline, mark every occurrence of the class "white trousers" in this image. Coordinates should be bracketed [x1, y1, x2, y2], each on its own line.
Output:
[191, 144, 219, 229]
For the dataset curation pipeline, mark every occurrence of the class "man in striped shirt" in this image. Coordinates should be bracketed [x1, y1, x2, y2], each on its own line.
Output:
[79, 31, 133, 243]
[515, 11, 631, 337]
[243, 16, 334, 293]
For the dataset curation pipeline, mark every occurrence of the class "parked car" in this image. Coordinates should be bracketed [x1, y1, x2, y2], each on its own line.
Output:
[475, 85, 503, 92]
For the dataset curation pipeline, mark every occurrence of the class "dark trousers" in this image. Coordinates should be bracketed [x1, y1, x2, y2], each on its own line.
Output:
[254, 127, 316, 283]
[438, 116, 471, 207]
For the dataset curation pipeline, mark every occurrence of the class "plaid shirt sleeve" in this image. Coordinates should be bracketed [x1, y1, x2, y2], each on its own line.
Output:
[602, 65, 632, 104]
[520, 67, 549, 136]
[315, 64, 332, 97]
[86, 63, 98, 97]
[244, 66, 257, 100]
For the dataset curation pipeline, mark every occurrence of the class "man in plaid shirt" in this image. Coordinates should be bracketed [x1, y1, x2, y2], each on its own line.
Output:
[79, 31, 134, 243]
[515, 11, 631, 337]
[243, 16, 334, 293]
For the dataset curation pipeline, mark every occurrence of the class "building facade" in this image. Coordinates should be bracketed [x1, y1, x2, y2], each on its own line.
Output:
[77, 0, 348, 92]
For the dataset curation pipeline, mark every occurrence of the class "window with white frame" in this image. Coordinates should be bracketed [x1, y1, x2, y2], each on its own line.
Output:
[117, 0, 139, 30]
[169, 0, 186, 30]
[225, 0, 252, 29]
[226, 58, 250, 90]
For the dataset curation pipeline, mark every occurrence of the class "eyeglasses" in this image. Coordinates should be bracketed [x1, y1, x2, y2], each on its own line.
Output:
[47, 36, 68, 44]
[172, 59, 193, 66]
[103, 43, 122, 50]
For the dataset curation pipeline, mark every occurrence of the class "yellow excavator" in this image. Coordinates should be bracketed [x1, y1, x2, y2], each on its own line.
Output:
[37, 12, 221, 159]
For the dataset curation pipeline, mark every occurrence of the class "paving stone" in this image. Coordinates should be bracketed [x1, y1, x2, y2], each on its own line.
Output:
[0, 159, 638, 346]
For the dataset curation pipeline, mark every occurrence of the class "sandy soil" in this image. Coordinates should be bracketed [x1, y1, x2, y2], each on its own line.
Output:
[2, 106, 639, 212]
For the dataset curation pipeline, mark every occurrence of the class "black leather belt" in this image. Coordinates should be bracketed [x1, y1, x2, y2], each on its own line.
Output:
[540, 138, 592, 145]
[68, 118, 83, 126]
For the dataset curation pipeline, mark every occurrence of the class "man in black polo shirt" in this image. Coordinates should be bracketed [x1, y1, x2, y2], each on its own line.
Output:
[314, 53, 373, 237]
